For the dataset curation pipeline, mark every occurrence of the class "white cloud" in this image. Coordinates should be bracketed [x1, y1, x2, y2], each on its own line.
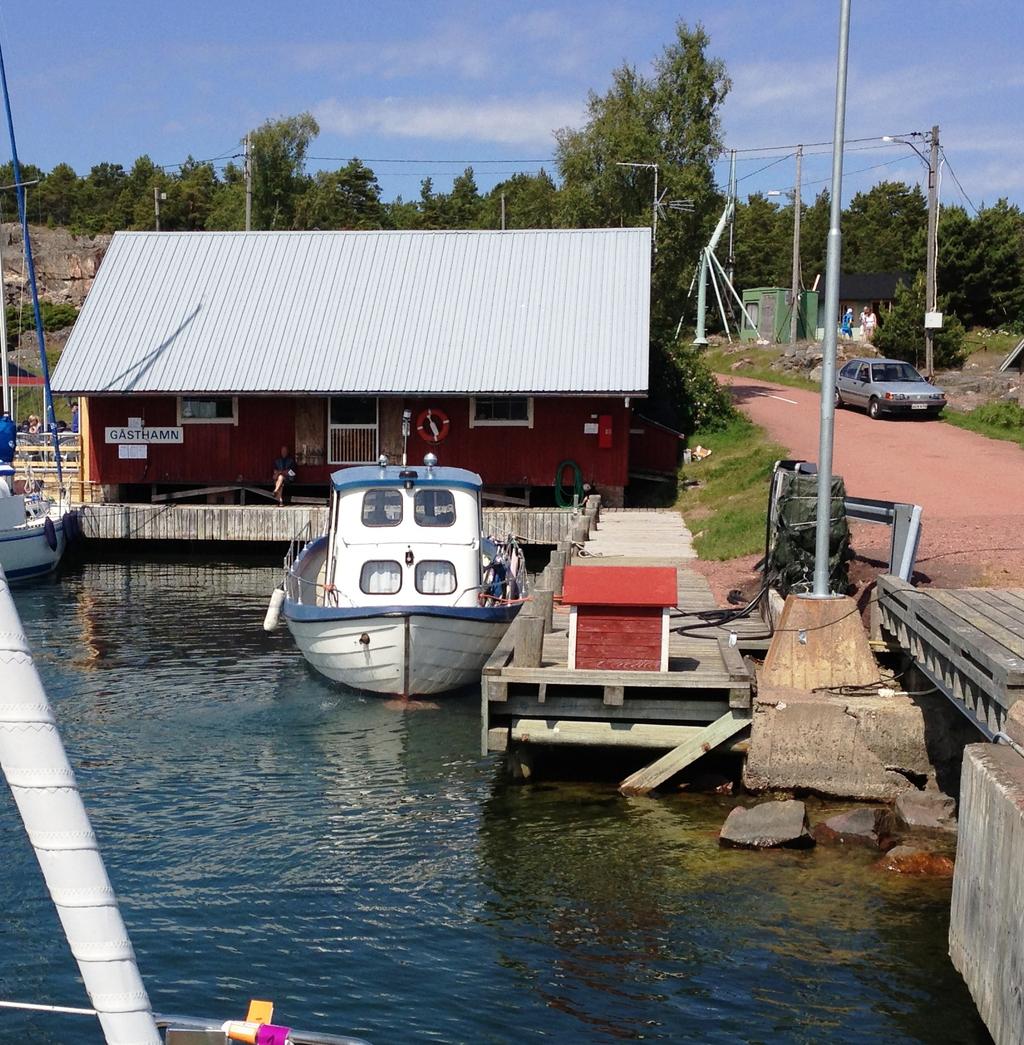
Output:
[315, 95, 584, 147]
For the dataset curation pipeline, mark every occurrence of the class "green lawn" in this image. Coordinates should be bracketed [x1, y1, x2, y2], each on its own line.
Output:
[679, 414, 788, 560]
[944, 401, 1024, 448]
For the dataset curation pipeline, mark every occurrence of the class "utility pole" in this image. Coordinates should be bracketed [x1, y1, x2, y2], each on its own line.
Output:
[500, 192, 506, 230]
[924, 124, 940, 378]
[153, 186, 165, 231]
[789, 145, 803, 344]
[244, 133, 253, 232]
[726, 149, 737, 285]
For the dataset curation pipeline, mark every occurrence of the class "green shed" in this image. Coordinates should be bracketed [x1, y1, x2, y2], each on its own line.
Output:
[740, 287, 818, 342]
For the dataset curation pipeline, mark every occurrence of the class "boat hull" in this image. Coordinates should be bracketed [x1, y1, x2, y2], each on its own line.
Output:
[0, 519, 65, 581]
[284, 604, 520, 696]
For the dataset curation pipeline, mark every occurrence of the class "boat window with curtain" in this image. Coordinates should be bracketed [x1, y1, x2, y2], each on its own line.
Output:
[362, 488, 403, 526]
[414, 488, 456, 527]
[415, 560, 456, 595]
[360, 560, 402, 595]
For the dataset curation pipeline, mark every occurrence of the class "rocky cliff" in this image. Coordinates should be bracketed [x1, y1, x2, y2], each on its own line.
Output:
[2, 222, 110, 307]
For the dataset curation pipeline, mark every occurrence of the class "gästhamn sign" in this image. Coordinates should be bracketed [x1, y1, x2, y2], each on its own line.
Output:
[104, 427, 183, 444]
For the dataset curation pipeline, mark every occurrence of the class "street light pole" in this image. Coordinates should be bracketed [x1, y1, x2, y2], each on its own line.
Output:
[790, 144, 803, 344]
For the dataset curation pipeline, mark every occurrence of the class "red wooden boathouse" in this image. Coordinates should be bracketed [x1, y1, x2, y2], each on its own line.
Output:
[52, 229, 678, 505]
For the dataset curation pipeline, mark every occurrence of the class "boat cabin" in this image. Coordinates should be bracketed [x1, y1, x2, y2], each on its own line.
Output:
[321, 457, 486, 610]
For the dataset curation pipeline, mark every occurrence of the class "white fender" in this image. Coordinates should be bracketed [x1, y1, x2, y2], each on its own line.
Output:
[263, 587, 285, 632]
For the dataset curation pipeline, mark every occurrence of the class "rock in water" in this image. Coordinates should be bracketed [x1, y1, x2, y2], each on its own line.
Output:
[813, 806, 899, 849]
[719, 799, 815, 850]
[876, 845, 955, 877]
[895, 790, 958, 833]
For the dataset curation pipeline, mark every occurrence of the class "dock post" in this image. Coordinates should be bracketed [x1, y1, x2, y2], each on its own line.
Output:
[528, 588, 554, 633]
[514, 616, 546, 667]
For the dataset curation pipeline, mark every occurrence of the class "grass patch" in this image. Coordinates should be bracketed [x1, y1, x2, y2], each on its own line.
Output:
[679, 414, 788, 560]
[944, 401, 1024, 448]
[704, 343, 819, 392]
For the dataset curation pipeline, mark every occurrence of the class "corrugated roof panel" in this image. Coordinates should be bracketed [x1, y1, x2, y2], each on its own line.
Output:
[52, 228, 651, 396]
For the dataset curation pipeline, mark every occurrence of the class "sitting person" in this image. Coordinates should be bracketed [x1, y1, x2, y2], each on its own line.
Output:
[272, 445, 297, 506]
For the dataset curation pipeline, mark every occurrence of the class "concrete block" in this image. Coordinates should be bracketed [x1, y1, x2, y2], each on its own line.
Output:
[743, 686, 974, 801]
[895, 790, 957, 833]
[950, 744, 1024, 1045]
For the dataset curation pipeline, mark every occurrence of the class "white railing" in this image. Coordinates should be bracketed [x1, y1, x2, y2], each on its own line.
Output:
[328, 424, 377, 464]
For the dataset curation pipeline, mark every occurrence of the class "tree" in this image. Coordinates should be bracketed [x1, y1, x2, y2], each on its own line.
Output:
[294, 160, 385, 229]
[842, 181, 925, 273]
[873, 272, 966, 369]
[479, 170, 559, 229]
[553, 20, 731, 426]
[732, 193, 788, 291]
[36, 163, 80, 227]
[249, 112, 319, 229]
[205, 162, 245, 230]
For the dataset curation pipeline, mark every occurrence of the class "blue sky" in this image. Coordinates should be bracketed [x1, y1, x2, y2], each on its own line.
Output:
[0, 1, 1020, 213]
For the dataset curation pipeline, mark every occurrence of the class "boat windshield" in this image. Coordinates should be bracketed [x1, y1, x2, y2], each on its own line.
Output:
[871, 362, 923, 383]
[414, 488, 456, 527]
[362, 488, 403, 526]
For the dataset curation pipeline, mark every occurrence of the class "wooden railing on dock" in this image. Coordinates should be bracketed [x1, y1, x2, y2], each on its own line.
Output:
[877, 574, 1024, 737]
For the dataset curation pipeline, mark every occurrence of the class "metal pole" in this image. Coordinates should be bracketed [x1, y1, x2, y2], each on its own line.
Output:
[0, 42, 61, 487]
[244, 134, 252, 232]
[693, 248, 709, 346]
[500, 192, 506, 230]
[810, 0, 852, 599]
[153, 185, 160, 232]
[652, 164, 659, 253]
[726, 150, 736, 285]
[789, 145, 803, 344]
[924, 124, 939, 378]
[0, 224, 9, 416]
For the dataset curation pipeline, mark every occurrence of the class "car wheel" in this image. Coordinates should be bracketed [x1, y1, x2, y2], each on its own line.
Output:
[834, 388, 844, 409]
[868, 397, 881, 420]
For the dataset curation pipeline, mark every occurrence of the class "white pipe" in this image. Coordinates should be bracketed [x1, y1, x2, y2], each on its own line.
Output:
[0, 567, 160, 1045]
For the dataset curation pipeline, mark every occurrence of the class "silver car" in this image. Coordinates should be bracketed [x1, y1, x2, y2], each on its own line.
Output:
[835, 357, 946, 419]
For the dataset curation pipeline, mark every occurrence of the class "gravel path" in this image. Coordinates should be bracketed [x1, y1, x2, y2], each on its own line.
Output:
[702, 375, 1024, 597]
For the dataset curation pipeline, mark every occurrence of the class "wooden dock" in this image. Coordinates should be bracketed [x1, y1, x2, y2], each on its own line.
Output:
[73, 502, 579, 545]
[877, 574, 1024, 737]
[483, 508, 758, 793]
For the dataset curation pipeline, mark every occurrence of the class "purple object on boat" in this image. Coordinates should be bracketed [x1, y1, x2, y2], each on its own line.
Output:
[256, 1025, 291, 1045]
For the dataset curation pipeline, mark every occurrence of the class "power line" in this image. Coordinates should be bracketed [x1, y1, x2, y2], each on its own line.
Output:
[725, 131, 920, 154]
[736, 152, 794, 182]
[939, 147, 979, 215]
[307, 156, 553, 165]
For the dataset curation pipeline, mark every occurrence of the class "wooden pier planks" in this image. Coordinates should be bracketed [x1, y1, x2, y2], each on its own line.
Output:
[877, 574, 1024, 736]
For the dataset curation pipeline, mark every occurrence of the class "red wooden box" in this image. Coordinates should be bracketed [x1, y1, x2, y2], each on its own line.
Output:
[561, 565, 677, 672]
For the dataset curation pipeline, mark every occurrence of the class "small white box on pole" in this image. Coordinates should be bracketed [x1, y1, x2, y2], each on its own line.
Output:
[924, 311, 943, 329]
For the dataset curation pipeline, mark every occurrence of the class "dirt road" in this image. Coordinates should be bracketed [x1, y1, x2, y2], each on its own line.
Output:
[723, 375, 1024, 589]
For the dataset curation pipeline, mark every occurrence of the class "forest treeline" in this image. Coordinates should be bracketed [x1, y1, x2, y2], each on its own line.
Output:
[4, 20, 1021, 424]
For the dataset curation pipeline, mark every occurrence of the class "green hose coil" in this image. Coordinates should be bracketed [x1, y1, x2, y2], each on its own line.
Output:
[555, 459, 584, 508]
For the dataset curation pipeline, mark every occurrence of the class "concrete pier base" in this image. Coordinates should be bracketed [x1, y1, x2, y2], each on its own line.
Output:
[744, 686, 976, 800]
[949, 743, 1024, 1045]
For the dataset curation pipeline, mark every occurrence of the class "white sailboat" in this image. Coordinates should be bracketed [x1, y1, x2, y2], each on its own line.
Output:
[268, 453, 526, 697]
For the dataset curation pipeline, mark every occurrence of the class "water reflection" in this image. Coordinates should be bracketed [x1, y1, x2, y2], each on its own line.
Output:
[0, 556, 991, 1044]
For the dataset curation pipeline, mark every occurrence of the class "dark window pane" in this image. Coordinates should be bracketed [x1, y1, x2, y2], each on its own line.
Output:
[330, 396, 377, 425]
[181, 396, 234, 420]
[474, 396, 529, 422]
[362, 488, 403, 526]
[414, 488, 456, 527]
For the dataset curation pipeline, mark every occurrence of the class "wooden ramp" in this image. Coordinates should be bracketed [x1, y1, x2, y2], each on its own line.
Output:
[484, 506, 758, 794]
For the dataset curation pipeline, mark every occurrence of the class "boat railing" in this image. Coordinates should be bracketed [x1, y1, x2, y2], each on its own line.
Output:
[283, 520, 316, 602]
[158, 1011, 370, 1044]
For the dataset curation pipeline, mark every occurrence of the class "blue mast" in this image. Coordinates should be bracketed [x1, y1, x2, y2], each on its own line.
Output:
[0, 40, 62, 487]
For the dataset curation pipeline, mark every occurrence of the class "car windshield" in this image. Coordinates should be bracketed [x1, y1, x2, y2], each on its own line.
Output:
[870, 362, 923, 383]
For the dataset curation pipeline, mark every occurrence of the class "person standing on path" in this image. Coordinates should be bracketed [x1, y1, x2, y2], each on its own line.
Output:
[863, 308, 877, 342]
[841, 306, 854, 340]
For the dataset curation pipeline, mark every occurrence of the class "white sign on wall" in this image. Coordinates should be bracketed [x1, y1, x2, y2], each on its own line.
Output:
[118, 444, 148, 460]
[105, 426, 183, 444]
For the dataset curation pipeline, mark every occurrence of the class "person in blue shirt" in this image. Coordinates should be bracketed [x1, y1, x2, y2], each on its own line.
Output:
[0, 411, 15, 466]
[840, 306, 854, 340]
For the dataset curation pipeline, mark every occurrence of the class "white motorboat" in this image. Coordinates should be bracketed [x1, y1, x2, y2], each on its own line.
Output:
[268, 453, 526, 697]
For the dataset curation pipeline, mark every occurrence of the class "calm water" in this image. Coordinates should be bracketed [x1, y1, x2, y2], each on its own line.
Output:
[0, 556, 990, 1044]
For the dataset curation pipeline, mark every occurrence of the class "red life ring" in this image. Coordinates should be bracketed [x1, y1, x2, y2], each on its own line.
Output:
[416, 408, 450, 444]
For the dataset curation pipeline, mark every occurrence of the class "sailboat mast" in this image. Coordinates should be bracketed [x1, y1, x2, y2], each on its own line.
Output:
[0, 227, 8, 416]
[0, 43, 62, 485]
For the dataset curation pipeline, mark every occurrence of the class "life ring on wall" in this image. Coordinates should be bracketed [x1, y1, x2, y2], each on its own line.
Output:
[416, 408, 450, 444]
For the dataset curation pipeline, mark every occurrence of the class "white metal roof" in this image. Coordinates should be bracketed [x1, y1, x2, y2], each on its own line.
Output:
[52, 228, 651, 396]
